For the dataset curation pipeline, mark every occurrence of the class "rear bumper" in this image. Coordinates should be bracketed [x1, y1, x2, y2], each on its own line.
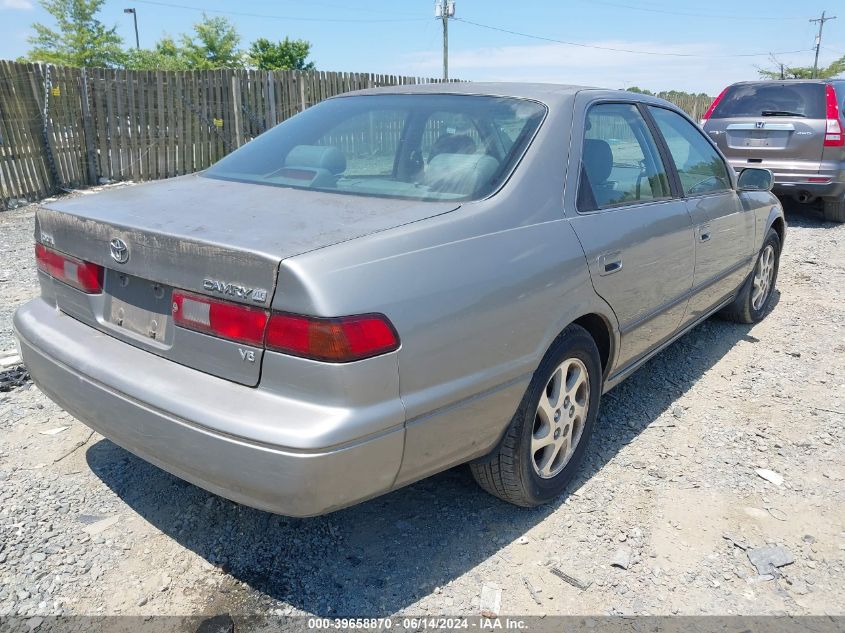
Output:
[770, 180, 845, 199]
[13, 299, 404, 517]
[728, 159, 845, 199]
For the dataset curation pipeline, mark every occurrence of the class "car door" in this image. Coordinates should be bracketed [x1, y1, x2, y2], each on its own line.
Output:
[647, 106, 755, 323]
[567, 99, 695, 371]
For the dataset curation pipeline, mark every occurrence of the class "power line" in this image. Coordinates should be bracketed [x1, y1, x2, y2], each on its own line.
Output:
[575, 0, 813, 21]
[131, 0, 430, 23]
[453, 17, 811, 59]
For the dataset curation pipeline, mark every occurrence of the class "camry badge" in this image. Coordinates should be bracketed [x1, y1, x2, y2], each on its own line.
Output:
[109, 238, 129, 264]
[203, 278, 268, 303]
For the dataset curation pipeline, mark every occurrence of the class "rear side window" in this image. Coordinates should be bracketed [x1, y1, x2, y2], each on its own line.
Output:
[648, 107, 732, 196]
[710, 83, 826, 119]
[578, 103, 671, 212]
[836, 82, 845, 110]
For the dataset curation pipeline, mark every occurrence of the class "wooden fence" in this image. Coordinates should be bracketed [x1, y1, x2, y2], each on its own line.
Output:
[0, 62, 444, 208]
[0, 60, 714, 209]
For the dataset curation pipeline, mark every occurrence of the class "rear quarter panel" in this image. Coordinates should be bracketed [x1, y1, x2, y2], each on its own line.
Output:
[272, 93, 619, 485]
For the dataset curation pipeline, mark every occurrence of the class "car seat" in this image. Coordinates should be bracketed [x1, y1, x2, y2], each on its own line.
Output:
[581, 139, 617, 207]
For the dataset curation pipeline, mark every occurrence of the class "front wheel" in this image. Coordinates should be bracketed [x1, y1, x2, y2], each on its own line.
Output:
[470, 324, 602, 507]
[720, 228, 781, 324]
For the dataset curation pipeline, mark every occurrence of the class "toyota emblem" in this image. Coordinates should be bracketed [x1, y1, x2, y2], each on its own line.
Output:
[109, 238, 129, 264]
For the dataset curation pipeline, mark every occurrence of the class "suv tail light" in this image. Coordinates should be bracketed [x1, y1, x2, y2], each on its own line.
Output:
[700, 87, 728, 126]
[824, 84, 843, 147]
[171, 292, 400, 362]
[35, 243, 104, 293]
[266, 313, 400, 362]
[172, 291, 268, 346]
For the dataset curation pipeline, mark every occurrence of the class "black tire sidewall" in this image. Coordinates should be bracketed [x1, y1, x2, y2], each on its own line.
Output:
[748, 230, 781, 321]
[514, 327, 602, 505]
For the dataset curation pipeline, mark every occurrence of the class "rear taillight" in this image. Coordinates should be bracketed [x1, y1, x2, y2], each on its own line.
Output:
[824, 84, 843, 147]
[172, 291, 268, 346]
[265, 313, 400, 362]
[700, 87, 728, 126]
[171, 293, 400, 362]
[35, 243, 104, 293]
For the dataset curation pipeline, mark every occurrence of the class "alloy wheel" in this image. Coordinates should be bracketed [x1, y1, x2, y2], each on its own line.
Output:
[751, 244, 775, 311]
[531, 358, 590, 479]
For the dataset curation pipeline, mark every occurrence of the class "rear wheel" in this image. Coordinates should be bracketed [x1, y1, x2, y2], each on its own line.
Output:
[823, 195, 845, 223]
[470, 324, 602, 507]
[720, 228, 781, 324]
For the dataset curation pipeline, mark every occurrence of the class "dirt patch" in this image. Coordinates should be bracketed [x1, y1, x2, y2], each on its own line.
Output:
[0, 200, 843, 619]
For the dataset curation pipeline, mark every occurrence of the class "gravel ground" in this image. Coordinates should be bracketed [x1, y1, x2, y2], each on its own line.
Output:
[0, 196, 843, 621]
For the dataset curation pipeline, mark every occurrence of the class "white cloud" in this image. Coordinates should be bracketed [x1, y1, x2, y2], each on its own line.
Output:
[2, 0, 34, 9]
[397, 41, 797, 95]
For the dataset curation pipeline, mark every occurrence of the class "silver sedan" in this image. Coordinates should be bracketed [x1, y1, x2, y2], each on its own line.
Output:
[14, 83, 785, 516]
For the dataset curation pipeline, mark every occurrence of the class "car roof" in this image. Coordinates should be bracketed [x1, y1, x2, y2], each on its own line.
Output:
[727, 79, 837, 86]
[335, 81, 682, 110]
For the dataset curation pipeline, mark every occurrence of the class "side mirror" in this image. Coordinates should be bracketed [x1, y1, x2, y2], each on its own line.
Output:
[737, 168, 774, 192]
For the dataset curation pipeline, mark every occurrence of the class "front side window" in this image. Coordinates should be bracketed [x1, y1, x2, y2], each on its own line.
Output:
[204, 94, 546, 202]
[648, 107, 732, 196]
[578, 103, 672, 212]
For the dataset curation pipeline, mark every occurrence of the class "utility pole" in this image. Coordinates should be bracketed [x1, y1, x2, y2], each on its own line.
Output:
[810, 10, 836, 78]
[124, 7, 140, 50]
[435, 1, 455, 81]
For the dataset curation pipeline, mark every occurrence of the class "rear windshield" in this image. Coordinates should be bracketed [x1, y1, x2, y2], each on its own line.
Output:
[203, 94, 546, 202]
[710, 83, 826, 119]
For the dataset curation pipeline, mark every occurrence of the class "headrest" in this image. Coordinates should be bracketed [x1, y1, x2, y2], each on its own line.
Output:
[582, 139, 613, 184]
[285, 145, 346, 175]
[424, 153, 500, 197]
[429, 134, 477, 160]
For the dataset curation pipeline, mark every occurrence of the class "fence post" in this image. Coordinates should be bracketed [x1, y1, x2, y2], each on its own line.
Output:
[266, 71, 277, 128]
[79, 68, 98, 185]
[231, 73, 242, 148]
[27, 64, 60, 191]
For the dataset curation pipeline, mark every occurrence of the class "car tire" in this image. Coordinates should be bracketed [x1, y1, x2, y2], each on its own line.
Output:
[823, 195, 845, 223]
[470, 324, 602, 507]
[720, 228, 781, 324]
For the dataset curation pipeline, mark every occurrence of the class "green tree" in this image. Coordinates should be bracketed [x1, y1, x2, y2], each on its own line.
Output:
[758, 56, 845, 79]
[122, 37, 190, 70]
[180, 14, 242, 69]
[122, 48, 188, 71]
[27, 0, 124, 67]
[248, 37, 315, 70]
[624, 86, 653, 95]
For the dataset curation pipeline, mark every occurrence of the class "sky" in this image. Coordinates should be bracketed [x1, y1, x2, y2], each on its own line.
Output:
[0, 0, 842, 95]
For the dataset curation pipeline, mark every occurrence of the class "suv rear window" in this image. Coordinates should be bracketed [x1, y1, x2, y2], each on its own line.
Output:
[710, 83, 826, 119]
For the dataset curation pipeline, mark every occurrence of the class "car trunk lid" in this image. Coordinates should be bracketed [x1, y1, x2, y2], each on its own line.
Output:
[707, 118, 826, 163]
[36, 174, 459, 385]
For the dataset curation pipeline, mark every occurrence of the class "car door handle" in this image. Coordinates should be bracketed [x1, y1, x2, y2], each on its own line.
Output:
[598, 251, 623, 276]
[698, 224, 712, 242]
